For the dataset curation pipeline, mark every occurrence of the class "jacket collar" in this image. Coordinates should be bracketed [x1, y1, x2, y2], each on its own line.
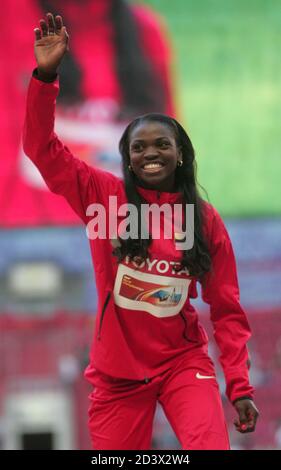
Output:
[136, 185, 183, 204]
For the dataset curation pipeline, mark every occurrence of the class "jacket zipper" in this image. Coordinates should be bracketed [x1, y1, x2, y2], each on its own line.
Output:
[180, 311, 198, 343]
[97, 292, 111, 340]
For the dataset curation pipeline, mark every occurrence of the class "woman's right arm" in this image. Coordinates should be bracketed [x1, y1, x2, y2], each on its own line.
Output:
[22, 13, 120, 224]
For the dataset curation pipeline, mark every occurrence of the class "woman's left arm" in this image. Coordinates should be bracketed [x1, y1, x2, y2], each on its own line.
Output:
[200, 205, 259, 432]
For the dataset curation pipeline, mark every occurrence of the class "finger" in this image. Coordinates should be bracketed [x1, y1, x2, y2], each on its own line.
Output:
[243, 412, 256, 432]
[247, 404, 259, 421]
[39, 19, 48, 37]
[238, 410, 248, 427]
[62, 27, 70, 49]
[247, 412, 255, 426]
[46, 12, 56, 35]
[54, 15, 63, 32]
[34, 28, 42, 41]
[63, 27, 69, 41]
[247, 410, 259, 430]
[234, 418, 247, 433]
[245, 415, 255, 431]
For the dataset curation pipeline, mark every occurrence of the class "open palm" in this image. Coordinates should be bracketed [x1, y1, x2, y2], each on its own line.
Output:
[34, 12, 69, 75]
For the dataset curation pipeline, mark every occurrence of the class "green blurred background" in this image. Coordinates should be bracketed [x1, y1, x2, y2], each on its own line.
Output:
[145, 0, 281, 216]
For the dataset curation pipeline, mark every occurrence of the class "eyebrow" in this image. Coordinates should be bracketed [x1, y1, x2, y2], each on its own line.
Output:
[130, 137, 172, 144]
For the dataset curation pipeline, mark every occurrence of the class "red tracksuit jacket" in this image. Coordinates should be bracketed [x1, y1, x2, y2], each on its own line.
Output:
[22, 74, 254, 405]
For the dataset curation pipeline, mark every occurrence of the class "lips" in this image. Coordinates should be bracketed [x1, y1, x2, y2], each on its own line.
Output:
[142, 162, 164, 173]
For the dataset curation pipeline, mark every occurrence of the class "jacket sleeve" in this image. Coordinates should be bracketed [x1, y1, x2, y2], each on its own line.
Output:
[200, 204, 255, 405]
[22, 69, 121, 224]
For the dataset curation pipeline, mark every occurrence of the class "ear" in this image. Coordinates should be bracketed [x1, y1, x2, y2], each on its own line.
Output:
[177, 146, 183, 159]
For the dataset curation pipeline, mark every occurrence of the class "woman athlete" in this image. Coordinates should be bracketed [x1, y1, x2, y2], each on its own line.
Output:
[23, 12, 259, 450]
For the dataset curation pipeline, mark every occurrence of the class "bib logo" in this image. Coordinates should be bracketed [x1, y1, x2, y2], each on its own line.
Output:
[124, 256, 190, 276]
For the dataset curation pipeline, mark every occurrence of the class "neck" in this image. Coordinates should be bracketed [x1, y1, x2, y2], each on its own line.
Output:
[134, 177, 179, 193]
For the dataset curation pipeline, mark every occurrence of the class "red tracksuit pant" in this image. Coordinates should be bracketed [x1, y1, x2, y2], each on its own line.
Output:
[87, 347, 230, 450]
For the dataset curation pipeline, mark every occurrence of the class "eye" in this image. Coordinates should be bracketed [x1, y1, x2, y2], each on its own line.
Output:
[131, 143, 143, 152]
[158, 141, 170, 148]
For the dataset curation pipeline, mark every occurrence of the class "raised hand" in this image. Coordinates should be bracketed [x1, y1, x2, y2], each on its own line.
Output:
[34, 12, 69, 76]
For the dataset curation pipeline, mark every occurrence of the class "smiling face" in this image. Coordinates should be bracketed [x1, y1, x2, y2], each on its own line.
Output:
[128, 121, 182, 192]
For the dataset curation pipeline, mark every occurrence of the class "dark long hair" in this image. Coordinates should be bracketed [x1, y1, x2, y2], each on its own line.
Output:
[38, 0, 166, 114]
[115, 113, 212, 280]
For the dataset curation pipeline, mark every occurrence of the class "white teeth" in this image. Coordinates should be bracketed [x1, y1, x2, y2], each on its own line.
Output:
[143, 163, 163, 169]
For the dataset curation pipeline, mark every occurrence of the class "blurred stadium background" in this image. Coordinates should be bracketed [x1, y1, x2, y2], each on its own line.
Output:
[0, 0, 280, 449]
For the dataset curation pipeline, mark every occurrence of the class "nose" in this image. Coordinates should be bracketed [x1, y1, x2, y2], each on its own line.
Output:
[143, 146, 159, 159]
